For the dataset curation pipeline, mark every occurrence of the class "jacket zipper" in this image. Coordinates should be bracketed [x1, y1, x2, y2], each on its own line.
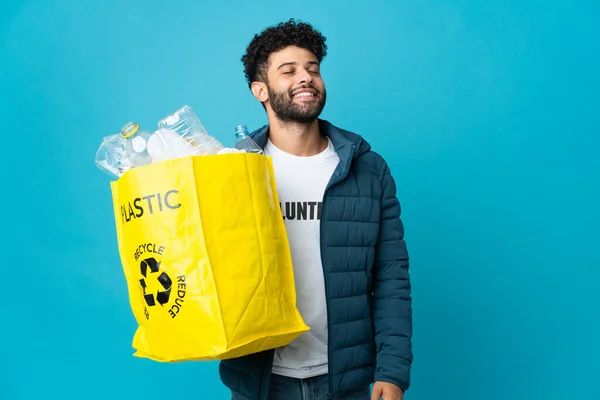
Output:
[320, 144, 356, 399]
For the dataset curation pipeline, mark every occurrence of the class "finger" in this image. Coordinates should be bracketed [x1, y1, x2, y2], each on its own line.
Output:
[371, 387, 382, 400]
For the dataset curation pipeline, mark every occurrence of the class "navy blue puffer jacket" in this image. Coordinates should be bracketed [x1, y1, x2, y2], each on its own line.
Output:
[219, 119, 413, 399]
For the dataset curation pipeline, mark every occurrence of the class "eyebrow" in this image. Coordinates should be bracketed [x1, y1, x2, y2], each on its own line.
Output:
[277, 61, 320, 70]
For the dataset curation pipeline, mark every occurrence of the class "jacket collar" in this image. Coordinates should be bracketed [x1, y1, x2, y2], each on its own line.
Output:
[250, 119, 370, 175]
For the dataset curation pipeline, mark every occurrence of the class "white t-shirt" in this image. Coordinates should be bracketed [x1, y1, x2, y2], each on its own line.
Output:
[264, 137, 340, 379]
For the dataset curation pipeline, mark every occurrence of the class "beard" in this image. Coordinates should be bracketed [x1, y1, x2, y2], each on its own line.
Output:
[267, 84, 326, 124]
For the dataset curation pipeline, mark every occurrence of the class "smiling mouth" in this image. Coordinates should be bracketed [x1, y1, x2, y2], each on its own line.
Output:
[293, 91, 317, 99]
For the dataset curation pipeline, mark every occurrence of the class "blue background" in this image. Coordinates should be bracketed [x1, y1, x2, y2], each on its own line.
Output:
[1, 0, 598, 399]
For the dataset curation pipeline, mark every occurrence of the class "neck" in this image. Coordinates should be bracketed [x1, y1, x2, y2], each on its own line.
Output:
[267, 114, 327, 157]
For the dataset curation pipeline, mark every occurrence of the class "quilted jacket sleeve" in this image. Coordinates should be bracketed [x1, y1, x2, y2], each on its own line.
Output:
[372, 160, 413, 392]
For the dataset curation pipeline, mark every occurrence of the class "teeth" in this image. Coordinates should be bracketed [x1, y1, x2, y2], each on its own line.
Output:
[294, 92, 314, 98]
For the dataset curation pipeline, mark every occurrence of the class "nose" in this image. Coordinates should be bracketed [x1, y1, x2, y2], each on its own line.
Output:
[296, 67, 313, 85]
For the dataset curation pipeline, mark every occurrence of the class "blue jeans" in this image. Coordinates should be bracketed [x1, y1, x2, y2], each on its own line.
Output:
[232, 373, 371, 400]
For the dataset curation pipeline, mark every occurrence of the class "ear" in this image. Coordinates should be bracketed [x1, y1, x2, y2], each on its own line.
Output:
[251, 81, 269, 103]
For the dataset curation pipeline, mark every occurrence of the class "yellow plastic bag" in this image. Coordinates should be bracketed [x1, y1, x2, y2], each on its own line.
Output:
[110, 153, 309, 362]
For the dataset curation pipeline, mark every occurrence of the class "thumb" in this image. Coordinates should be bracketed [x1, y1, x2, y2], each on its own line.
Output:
[371, 384, 382, 400]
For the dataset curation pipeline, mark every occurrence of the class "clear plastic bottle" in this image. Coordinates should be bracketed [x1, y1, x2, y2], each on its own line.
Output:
[234, 125, 263, 154]
[95, 133, 134, 178]
[121, 121, 153, 167]
[157, 105, 223, 156]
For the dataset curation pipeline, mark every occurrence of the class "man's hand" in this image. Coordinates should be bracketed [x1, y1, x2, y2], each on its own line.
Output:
[371, 381, 404, 400]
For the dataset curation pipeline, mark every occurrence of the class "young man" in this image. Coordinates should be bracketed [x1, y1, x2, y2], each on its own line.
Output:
[219, 19, 413, 400]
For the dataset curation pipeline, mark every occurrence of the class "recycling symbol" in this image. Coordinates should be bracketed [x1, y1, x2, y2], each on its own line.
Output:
[139, 257, 172, 307]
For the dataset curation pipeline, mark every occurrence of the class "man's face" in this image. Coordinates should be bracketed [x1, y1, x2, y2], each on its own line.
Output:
[263, 45, 326, 123]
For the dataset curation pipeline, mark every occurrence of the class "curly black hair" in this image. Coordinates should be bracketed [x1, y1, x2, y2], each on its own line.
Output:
[241, 18, 327, 88]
